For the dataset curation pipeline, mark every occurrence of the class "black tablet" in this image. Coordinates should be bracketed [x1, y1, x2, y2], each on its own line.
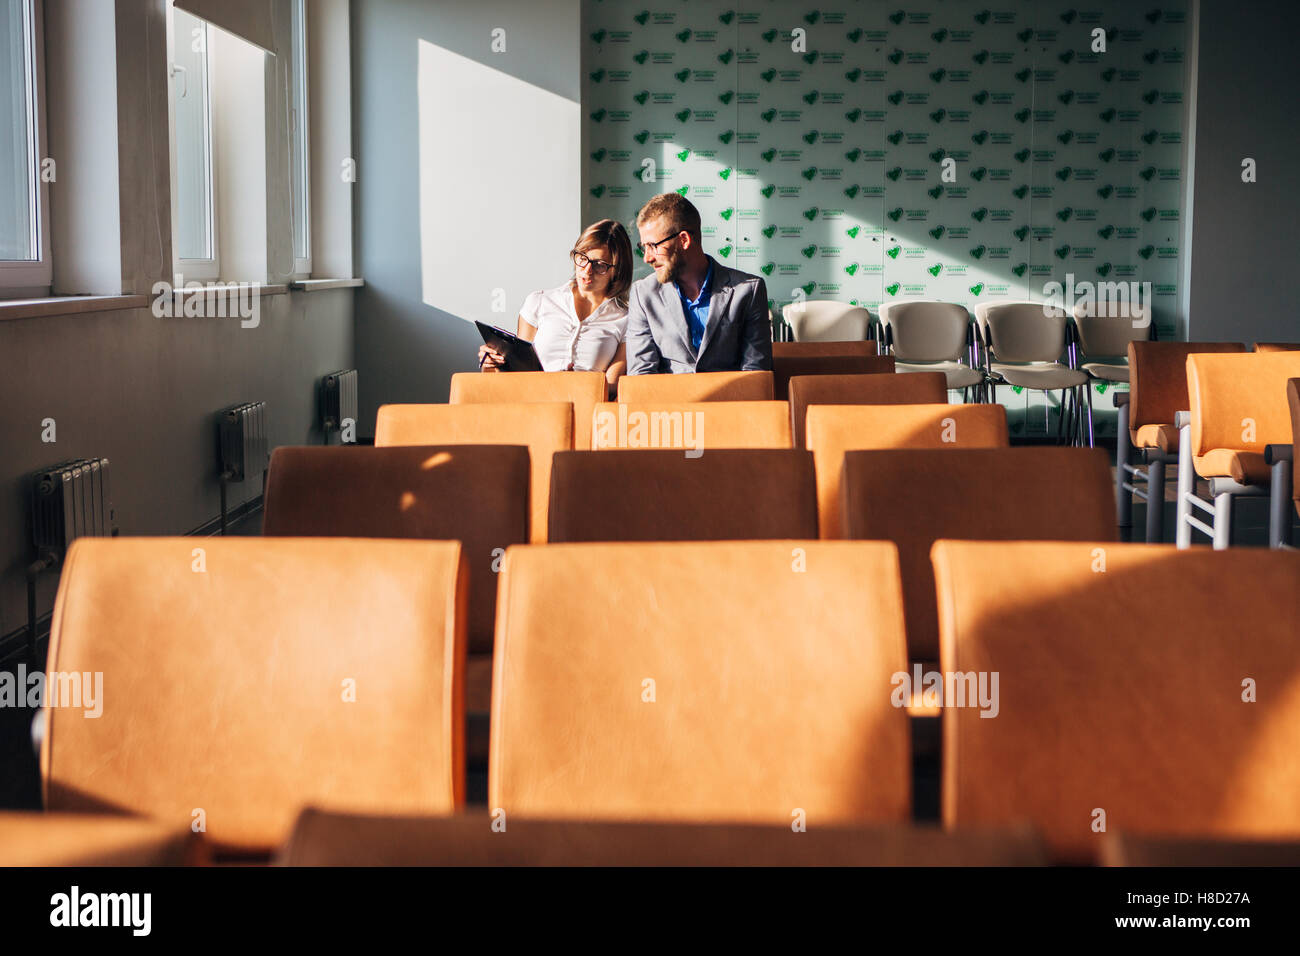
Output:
[475, 321, 545, 372]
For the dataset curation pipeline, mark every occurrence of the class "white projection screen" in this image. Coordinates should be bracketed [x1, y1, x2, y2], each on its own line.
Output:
[418, 40, 579, 324]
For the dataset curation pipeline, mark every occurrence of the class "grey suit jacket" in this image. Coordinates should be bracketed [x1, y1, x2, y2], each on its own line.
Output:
[625, 256, 773, 374]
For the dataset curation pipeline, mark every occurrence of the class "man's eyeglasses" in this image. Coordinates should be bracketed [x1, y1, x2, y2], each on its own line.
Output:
[636, 231, 683, 257]
[572, 251, 614, 274]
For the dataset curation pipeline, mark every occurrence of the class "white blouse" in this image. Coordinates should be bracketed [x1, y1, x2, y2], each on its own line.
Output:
[519, 281, 628, 372]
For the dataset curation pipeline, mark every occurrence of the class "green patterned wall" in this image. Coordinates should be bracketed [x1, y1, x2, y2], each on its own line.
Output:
[581, 0, 1192, 436]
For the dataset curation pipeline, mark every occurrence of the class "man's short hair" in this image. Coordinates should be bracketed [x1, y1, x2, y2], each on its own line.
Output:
[636, 193, 702, 240]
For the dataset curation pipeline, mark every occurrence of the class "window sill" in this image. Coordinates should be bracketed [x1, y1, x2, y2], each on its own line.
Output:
[290, 277, 365, 292]
[0, 294, 150, 322]
[171, 283, 290, 299]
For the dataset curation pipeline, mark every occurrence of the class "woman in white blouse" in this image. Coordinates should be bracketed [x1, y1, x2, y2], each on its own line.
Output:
[478, 219, 632, 393]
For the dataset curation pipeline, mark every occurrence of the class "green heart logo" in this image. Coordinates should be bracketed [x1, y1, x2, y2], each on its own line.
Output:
[1059, 50, 1075, 65]
[762, 225, 776, 237]
[676, 186, 689, 196]
[803, 52, 819, 65]
[1097, 148, 1115, 162]
[930, 109, 947, 123]
[847, 27, 863, 42]
[1014, 226, 1029, 241]
[1058, 130, 1074, 145]
[590, 69, 606, 83]
[676, 29, 692, 43]
[803, 130, 819, 144]
[1097, 184, 1114, 199]
[761, 69, 776, 83]
[887, 130, 904, 145]
[590, 109, 606, 122]
[1011, 386, 1025, 396]
[847, 225, 861, 238]
[760, 262, 775, 276]
[929, 226, 945, 240]
[1101, 68, 1116, 82]
[1144, 48, 1159, 64]
[590, 185, 605, 198]
[971, 167, 988, 182]
[675, 109, 691, 122]
[1013, 185, 1029, 199]
[591, 148, 607, 161]
[1055, 245, 1070, 260]
[719, 10, 735, 25]
[886, 167, 903, 181]
[634, 11, 649, 26]
[801, 245, 817, 259]
[761, 109, 777, 123]
[1098, 225, 1115, 239]
[972, 130, 989, 145]
[719, 90, 735, 105]
[634, 130, 649, 145]
[889, 11, 906, 25]
[845, 263, 859, 276]
[718, 168, 732, 181]
[1140, 206, 1156, 221]
[930, 68, 947, 83]
[887, 245, 901, 258]
[928, 263, 943, 277]
[845, 148, 862, 162]
[805, 11, 821, 25]
[1056, 167, 1073, 181]
[845, 109, 862, 123]
[1015, 108, 1031, 124]
[677, 148, 690, 162]
[760, 185, 775, 198]
[718, 130, 734, 145]
[969, 282, 984, 295]
[971, 207, 988, 222]
[1142, 129, 1159, 145]
[801, 281, 816, 296]
[803, 91, 819, 105]
[975, 9, 991, 24]
[1012, 263, 1028, 277]
[1014, 148, 1030, 163]
[1056, 207, 1073, 222]
[973, 50, 989, 66]
[1097, 262, 1112, 277]
[718, 49, 734, 66]
[634, 90, 650, 105]
[1058, 89, 1074, 104]
[1100, 108, 1116, 122]
[762, 28, 778, 42]
[1017, 28, 1033, 42]
[1139, 166, 1156, 182]
[888, 48, 904, 65]
[888, 90, 904, 106]
[970, 245, 986, 259]
[928, 185, 944, 199]
[761, 148, 776, 162]
[803, 207, 819, 221]
[1139, 245, 1154, 259]
[887, 207, 903, 222]
[802, 167, 818, 181]
[591, 29, 607, 44]
[1015, 68, 1031, 83]
[886, 283, 901, 296]
[929, 148, 946, 163]
[633, 50, 649, 65]
[718, 245, 732, 258]
[674, 68, 690, 83]
[1147, 9, 1163, 23]
[719, 206, 733, 219]
[932, 28, 949, 43]
[1143, 89, 1159, 105]
[1061, 9, 1078, 24]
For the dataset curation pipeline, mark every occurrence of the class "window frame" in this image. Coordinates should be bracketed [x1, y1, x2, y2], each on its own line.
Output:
[0, 0, 53, 296]
[289, 0, 311, 277]
[166, 1, 220, 284]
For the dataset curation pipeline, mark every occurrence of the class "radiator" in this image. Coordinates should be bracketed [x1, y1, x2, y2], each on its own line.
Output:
[31, 458, 116, 557]
[321, 369, 358, 440]
[219, 402, 269, 482]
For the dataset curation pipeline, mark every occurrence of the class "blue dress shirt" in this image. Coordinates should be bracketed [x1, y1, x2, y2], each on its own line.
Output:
[675, 260, 715, 354]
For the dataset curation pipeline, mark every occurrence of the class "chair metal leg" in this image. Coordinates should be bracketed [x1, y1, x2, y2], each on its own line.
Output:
[1175, 418, 1193, 549]
[1270, 458, 1294, 548]
[1212, 492, 1233, 550]
[1146, 459, 1166, 543]
[1084, 382, 1095, 448]
[1116, 401, 1133, 527]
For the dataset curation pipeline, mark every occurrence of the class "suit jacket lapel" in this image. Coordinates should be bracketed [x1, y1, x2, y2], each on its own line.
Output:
[697, 262, 732, 360]
[657, 278, 695, 359]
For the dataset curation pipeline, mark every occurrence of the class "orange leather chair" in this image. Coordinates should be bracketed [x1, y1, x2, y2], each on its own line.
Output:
[0, 812, 208, 865]
[489, 541, 911, 824]
[591, 401, 792, 450]
[806, 404, 1009, 539]
[772, 354, 895, 401]
[773, 340, 878, 358]
[449, 370, 607, 451]
[1118, 341, 1246, 542]
[1176, 352, 1300, 548]
[1102, 832, 1300, 866]
[932, 540, 1300, 862]
[281, 808, 1046, 865]
[617, 370, 774, 403]
[842, 447, 1114, 662]
[263, 444, 528, 748]
[42, 537, 467, 857]
[374, 402, 571, 541]
[1255, 343, 1300, 352]
[788, 371, 947, 448]
[1289, 378, 1300, 519]
[549, 449, 818, 541]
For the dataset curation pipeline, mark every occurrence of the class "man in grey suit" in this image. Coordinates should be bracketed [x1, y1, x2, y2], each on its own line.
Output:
[626, 193, 773, 374]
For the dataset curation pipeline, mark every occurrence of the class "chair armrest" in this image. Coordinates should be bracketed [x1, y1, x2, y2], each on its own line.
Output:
[1265, 444, 1293, 465]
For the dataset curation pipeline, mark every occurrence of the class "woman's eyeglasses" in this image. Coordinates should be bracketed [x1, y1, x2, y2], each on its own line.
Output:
[572, 251, 614, 275]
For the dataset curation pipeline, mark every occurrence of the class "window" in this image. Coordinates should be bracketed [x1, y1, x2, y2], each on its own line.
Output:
[0, 0, 51, 294]
[168, 4, 218, 282]
[289, 0, 310, 275]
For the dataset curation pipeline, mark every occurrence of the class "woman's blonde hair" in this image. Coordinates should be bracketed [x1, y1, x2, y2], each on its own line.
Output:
[571, 219, 633, 307]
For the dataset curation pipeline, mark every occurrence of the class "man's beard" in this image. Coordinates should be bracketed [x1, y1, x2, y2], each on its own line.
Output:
[655, 247, 683, 284]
